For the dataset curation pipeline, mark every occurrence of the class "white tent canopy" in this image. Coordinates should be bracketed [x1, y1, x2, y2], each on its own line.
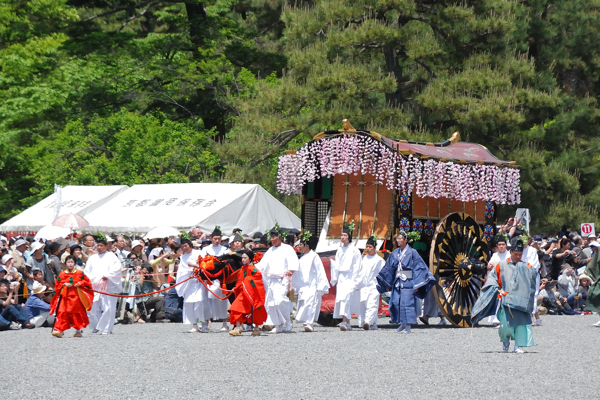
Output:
[82, 183, 300, 235]
[0, 185, 128, 235]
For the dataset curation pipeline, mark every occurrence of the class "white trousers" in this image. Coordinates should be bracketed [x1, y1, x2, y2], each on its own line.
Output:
[295, 286, 322, 325]
[358, 287, 380, 326]
[208, 281, 229, 320]
[183, 301, 212, 325]
[264, 277, 292, 327]
[89, 295, 118, 334]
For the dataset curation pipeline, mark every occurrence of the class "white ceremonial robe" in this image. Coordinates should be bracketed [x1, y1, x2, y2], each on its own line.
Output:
[202, 244, 229, 320]
[176, 249, 211, 325]
[293, 251, 330, 325]
[522, 245, 541, 314]
[256, 243, 299, 328]
[85, 251, 123, 334]
[488, 250, 509, 324]
[358, 253, 385, 326]
[331, 244, 363, 319]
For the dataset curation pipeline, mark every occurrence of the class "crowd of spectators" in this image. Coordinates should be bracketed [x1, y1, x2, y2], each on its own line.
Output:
[491, 218, 598, 321]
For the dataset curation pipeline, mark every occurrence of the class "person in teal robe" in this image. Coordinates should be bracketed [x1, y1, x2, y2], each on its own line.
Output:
[471, 238, 537, 353]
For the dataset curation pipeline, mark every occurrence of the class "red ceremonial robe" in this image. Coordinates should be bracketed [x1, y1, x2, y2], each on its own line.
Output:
[229, 264, 267, 326]
[50, 269, 94, 332]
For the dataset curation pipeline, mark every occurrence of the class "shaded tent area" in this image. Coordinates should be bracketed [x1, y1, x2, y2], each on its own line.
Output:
[0, 185, 128, 238]
[80, 183, 300, 236]
[0, 183, 300, 238]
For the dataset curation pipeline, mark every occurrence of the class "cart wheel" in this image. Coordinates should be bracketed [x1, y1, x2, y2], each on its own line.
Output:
[429, 212, 489, 327]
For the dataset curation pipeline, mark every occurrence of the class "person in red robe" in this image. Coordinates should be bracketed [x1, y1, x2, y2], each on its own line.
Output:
[229, 250, 267, 336]
[50, 255, 94, 338]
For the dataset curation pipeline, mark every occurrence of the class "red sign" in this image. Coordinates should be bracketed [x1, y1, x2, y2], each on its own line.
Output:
[581, 223, 595, 236]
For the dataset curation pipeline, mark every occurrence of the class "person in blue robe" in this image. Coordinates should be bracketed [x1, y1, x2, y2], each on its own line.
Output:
[471, 238, 537, 353]
[376, 230, 436, 333]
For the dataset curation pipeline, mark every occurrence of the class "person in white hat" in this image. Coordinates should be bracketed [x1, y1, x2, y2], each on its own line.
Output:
[10, 239, 29, 289]
[84, 238, 123, 335]
[25, 241, 55, 291]
[2, 254, 21, 284]
[23, 281, 53, 328]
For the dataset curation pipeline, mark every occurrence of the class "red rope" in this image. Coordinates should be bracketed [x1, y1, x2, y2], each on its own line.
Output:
[90, 275, 194, 298]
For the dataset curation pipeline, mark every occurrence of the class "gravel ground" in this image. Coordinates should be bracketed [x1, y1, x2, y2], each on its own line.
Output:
[3, 313, 599, 399]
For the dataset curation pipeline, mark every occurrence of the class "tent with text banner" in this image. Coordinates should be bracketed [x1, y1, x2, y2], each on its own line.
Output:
[0, 185, 129, 238]
[81, 183, 300, 236]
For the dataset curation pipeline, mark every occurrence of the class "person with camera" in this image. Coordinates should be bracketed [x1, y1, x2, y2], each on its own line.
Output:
[550, 238, 576, 280]
[149, 247, 175, 287]
[132, 263, 166, 323]
[0, 279, 35, 330]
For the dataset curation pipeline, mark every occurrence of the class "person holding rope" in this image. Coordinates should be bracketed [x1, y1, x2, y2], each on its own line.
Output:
[229, 250, 266, 336]
[176, 238, 211, 333]
[85, 238, 123, 335]
[201, 227, 230, 332]
[51, 255, 94, 338]
[256, 226, 299, 334]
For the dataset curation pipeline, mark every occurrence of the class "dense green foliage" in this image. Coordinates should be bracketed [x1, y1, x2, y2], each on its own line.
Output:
[1, 0, 599, 233]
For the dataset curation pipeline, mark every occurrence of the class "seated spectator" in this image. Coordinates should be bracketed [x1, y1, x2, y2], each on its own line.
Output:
[132, 264, 166, 323]
[577, 271, 593, 311]
[32, 270, 53, 300]
[164, 286, 183, 323]
[539, 279, 576, 315]
[23, 281, 54, 328]
[558, 268, 580, 309]
[0, 279, 34, 329]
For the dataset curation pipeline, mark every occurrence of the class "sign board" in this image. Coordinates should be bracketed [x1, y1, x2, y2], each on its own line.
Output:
[515, 208, 530, 234]
[581, 223, 596, 237]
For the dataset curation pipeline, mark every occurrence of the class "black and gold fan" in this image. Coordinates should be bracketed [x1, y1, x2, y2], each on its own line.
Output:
[429, 212, 489, 327]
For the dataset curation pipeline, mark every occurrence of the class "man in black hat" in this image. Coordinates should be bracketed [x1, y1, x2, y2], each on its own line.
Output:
[331, 225, 363, 331]
[375, 230, 436, 334]
[292, 232, 329, 332]
[255, 226, 299, 333]
[358, 236, 385, 330]
[471, 237, 537, 353]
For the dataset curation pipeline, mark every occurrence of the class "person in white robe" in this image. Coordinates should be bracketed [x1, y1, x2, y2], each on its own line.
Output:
[85, 239, 122, 335]
[176, 239, 211, 332]
[358, 236, 385, 330]
[201, 227, 230, 331]
[331, 227, 362, 331]
[522, 236, 542, 325]
[293, 233, 330, 332]
[486, 236, 510, 326]
[256, 228, 299, 334]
